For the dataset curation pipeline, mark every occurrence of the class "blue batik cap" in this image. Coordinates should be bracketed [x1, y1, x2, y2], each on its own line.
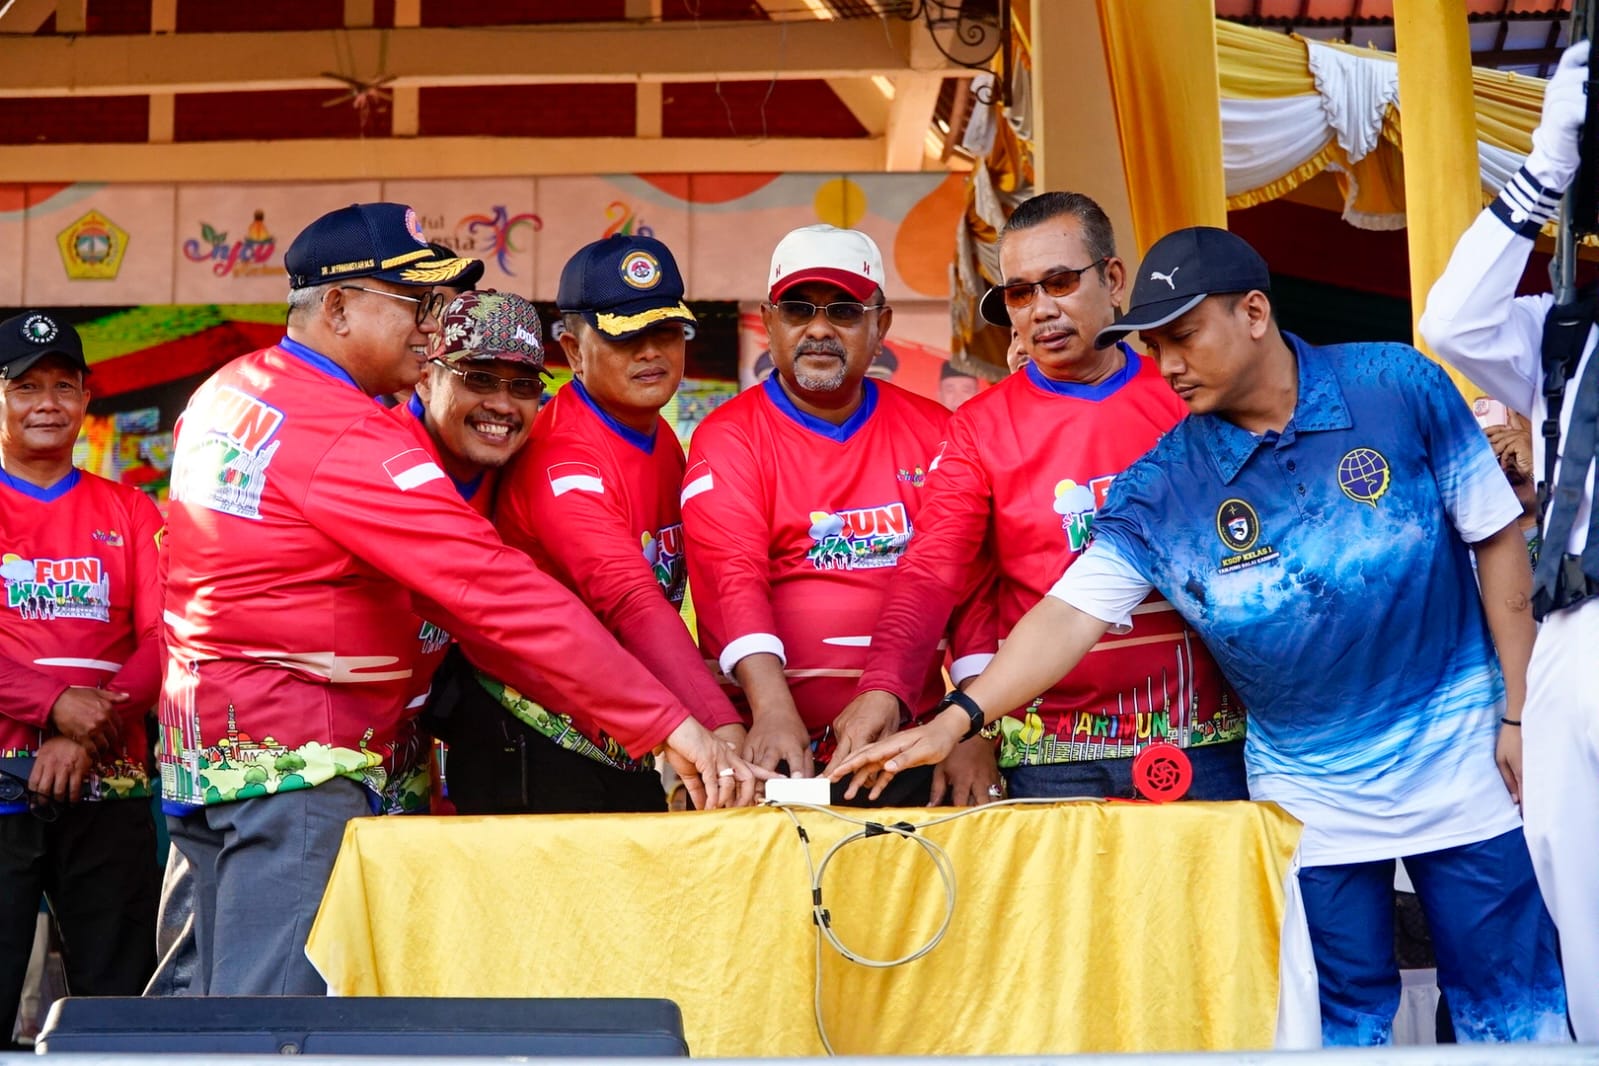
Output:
[556, 234, 696, 342]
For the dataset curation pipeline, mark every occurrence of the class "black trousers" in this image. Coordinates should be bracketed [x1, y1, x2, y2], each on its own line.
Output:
[444, 675, 666, 814]
[0, 799, 158, 1047]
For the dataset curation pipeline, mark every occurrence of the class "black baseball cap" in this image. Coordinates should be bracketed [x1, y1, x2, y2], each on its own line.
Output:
[978, 284, 1010, 328]
[1095, 226, 1270, 348]
[557, 234, 695, 341]
[0, 312, 88, 379]
[284, 203, 480, 291]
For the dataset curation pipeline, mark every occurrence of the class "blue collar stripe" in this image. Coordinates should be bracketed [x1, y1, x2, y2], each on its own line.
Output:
[572, 378, 657, 454]
[761, 373, 879, 442]
[0, 466, 80, 503]
[1024, 342, 1141, 400]
[278, 336, 364, 393]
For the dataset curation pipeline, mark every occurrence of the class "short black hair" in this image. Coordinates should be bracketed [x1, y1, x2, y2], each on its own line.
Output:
[1000, 191, 1117, 268]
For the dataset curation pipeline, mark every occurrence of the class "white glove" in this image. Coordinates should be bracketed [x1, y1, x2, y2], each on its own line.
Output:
[1528, 39, 1591, 191]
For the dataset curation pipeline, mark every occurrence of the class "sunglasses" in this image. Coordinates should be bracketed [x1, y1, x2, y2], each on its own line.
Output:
[430, 359, 545, 400]
[0, 772, 58, 822]
[995, 259, 1108, 310]
[339, 285, 448, 327]
[768, 300, 885, 328]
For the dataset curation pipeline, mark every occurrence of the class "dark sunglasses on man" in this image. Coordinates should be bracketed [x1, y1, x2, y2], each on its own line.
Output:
[768, 300, 887, 328]
[994, 258, 1108, 310]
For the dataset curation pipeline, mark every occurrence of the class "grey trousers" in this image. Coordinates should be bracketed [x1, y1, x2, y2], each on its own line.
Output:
[142, 845, 195, 996]
[165, 779, 370, 996]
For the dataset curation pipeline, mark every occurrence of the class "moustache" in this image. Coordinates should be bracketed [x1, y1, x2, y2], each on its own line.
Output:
[795, 340, 846, 359]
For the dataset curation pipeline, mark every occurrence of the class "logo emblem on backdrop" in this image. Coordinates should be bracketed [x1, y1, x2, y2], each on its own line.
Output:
[1215, 498, 1260, 552]
[1337, 448, 1391, 507]
[603, 201, 654, 239]
[56, 209, 127, 281]
[620, 251, 661, 290]
[455, 206, 541, 276]
[182, 211, 277, 279]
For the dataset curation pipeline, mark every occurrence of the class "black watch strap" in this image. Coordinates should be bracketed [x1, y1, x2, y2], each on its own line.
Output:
[936, 689, 986, 741]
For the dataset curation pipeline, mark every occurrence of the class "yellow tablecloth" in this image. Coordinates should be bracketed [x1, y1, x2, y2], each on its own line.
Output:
[307, 801, 1312, 1056]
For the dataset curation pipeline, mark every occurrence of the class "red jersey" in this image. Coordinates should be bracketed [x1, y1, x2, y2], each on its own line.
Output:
[494, 381, 740, 738]
[159, 337, 693, 809]
[682, 376, 960, 737]
[859, 351, 1245, 766]
[378, 395, 498, 815]
[0, 468, 163, 808]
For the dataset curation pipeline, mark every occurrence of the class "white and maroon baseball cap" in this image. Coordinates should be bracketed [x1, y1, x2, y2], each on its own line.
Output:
[768, 224, 885, 302]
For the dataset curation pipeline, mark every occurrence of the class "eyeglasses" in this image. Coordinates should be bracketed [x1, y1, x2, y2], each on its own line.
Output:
[995, 259, 1108, 310]
[339, 285, 448, 327]
[429, 359, 545, 400]
[769, 300, 886, 328]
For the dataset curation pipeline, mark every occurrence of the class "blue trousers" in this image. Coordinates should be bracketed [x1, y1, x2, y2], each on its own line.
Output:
[1298, 827, 1568, 1046]
[1002, 740, 1248, 801]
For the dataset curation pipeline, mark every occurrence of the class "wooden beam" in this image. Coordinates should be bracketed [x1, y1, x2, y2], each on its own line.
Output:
[149, 0, 175, 33]
[393, 0, 420, 26]
[148, 93, 173, 143]
[391, 87, 419, 136]
[636, 82, 662, 138]
[0, 20, 939, 98]
[623, 0, 662, 19]
[0, 136, 888, 182]
[882, 73, 942, 171]
[0, 0, 55, 34]
[53, 0, 83, 33]
[343, 0, 375, 28]
[825, 78, 891, 137]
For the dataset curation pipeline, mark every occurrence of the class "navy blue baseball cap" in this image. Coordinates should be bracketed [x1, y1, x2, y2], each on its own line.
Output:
[429, 242, 484, 290]
[0, 311, 87, 379]
[556, 234, 695, 341]
[284, 203, 480, 291]
[1095, 226, 1270, 348]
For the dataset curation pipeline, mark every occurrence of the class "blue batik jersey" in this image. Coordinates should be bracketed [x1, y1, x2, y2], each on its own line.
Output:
[1053, 335, 1524, 863]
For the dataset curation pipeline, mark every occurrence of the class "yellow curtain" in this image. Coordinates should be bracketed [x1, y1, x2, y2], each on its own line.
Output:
[1216, 19, 1316, 98]
[1097, 0, 1228, 253]
[1215, 18, 1546, 216]
[1394, 1, 1487, 398]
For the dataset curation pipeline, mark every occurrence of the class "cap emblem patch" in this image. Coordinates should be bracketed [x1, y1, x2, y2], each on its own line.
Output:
[21, 314, 57, 345]
[404, 207, 428, 246]
[620, 251, 661, 290]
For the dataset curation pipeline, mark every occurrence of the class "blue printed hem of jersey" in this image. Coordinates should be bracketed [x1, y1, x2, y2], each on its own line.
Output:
[572, 378, 658, 454]
[278, 335, 364, 394]
[1197, 332, 1352, 483]
[404, 392, 484, 501]
[0, 465, 80, 503]
[1023, 342, 1140, 400]
[762, 372, 879, 443]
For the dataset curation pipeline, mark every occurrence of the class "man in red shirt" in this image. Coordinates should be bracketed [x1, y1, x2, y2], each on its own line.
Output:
[0, 313, 161, 1046]
[385, 288, 549, 815]
[161, 203, 763, 996]
[456, 236, 745, 813]
[835, 192, 1247, 801]
[682, 225, 998, 805]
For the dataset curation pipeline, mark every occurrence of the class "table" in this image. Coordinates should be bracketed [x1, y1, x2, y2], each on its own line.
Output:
[307, 801, 1317, 1056]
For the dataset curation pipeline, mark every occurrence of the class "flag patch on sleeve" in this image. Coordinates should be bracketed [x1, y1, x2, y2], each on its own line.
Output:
[680, 460, 714, 504]
[383, 449, 447, 491]
[548, 461, 604, 496]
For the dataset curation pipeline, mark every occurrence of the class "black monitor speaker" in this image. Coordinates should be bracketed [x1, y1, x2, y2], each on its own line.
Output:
[36, 996, 688, 1056]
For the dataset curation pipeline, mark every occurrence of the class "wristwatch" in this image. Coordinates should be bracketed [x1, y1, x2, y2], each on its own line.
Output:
[929, 689, 987, 741]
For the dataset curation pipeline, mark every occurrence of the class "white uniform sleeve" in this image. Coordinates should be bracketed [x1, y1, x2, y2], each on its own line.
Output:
[1045, 541, 1153, 631]
[1418, 165, 1560, 417]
